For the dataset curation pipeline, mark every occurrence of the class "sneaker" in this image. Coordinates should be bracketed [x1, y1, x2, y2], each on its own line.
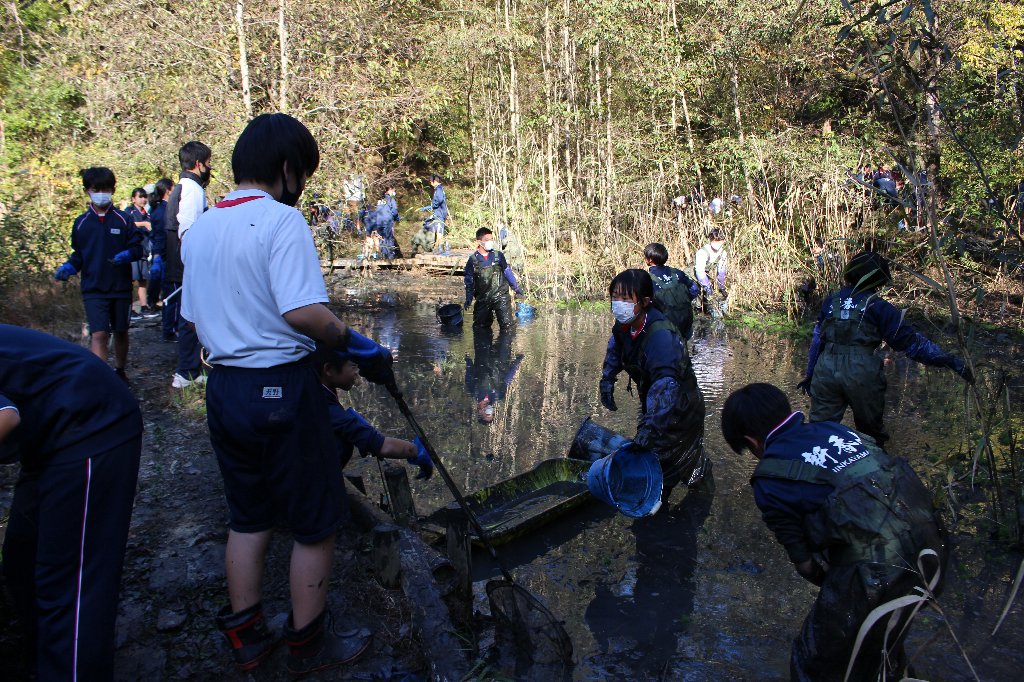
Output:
[171, 373, 207, 389]
[130, 310, 143, 322]
[140, 306, 160, 319]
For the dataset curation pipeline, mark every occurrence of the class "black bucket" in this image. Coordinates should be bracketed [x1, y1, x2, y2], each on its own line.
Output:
[568, 417, 631, 463]
[437, 303, 464, 327]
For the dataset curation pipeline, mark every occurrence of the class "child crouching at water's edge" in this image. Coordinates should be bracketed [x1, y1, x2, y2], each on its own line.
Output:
[311, 344, 433, 478]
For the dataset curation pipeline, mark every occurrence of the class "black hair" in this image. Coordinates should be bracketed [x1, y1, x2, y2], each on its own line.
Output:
[476, 227, 493, 240]
[709, 228, 726, 242]
[131, 187, 147, 199]
[608, 268, 654, 302]
[79, 167, 116, 191]
[310, 342, 349, 375]
[812, 237, 825, 248]
[149, 177, 174, 204]
[178, 140, 212, 172]
[231, 114, 320, 185]
[721, 383, 792, 454]
[843, 251, 891, 291]
[644, 243, 669, 266]
[430, 174, 442, 183]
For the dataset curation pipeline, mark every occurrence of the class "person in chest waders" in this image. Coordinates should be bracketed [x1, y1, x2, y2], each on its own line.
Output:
[464, 227, 523, 331]
[598, 269, 709, 502]
[722, 383, 948, 682]
[798, 251, 972, 446]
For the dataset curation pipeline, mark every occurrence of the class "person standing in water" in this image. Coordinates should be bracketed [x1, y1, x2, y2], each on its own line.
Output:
[599, 269, 709, 500]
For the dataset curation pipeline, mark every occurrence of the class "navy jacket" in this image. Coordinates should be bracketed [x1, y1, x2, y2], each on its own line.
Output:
[67, 206, 144, 299]
[385, 194, 400, 222]
[125, 205, 152, 253]
[751, 412, 877, 564]
[149, 200, 167, 257]
[0, 324, 142, 468]
[431, 184, 448, 221]
[806, 287, 959, 377]
[322, 386, 386, 470]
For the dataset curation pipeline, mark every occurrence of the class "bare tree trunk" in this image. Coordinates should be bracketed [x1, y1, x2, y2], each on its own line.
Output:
[731, 61, 744, 144]
[278, 0, 289, 113]
[235, 0, 252, 119]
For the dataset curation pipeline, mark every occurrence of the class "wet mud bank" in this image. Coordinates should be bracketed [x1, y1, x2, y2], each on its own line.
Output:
[2, 270, 1023, 681]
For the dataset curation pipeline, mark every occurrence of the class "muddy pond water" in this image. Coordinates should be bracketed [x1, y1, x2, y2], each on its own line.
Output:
[331, 285, 1023, 682]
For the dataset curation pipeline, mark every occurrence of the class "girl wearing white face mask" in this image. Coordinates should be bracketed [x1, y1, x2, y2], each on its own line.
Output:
[598, 269, 710, 504]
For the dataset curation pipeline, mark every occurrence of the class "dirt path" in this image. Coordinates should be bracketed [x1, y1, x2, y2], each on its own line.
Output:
[1, 310, 428, 681]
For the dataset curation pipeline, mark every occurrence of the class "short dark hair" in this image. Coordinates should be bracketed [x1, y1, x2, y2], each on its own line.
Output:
[80, 167, 116, 191]
[476, 227, 492, 240]
[843, 251, 891, 291]
[608, 268, 654, 301]
[178, 141, 212, 172]
[430, 174, 442, 183]
[310, 342, 349, 375]
[231, 114, 319, 185]
[131, 187, 147, 199]
[709, 228, 726, 242]
[150, 177, 174, 204]
[721, 383, 792, 454]
[644, 243, 669, 266]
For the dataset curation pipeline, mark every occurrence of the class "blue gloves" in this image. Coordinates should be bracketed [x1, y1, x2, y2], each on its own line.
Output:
[600, 379, 617, 411]
[407, 437, 433, 479]
[150, 255, 164, 281]
[345, 329, 395, 386]
[54, 262, 77, 281]
[109, 250, 134, 265]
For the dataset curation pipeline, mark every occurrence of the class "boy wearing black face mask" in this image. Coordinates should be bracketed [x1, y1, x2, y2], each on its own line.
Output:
[463, 226, 523, 330]
[54, 167, 144, 381]
[164, 140, 212, 389]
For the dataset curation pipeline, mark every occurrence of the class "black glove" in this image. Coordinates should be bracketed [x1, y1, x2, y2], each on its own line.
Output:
[796, 376, 813, 396]
[599, 379, 617, 411]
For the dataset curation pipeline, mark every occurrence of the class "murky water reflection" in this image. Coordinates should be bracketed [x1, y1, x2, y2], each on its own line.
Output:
[331, 287, 1023, 681]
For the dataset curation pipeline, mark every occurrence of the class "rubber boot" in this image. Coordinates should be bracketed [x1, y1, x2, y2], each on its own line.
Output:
[284, 609, 372, 677]
[215, 602, 281, 672]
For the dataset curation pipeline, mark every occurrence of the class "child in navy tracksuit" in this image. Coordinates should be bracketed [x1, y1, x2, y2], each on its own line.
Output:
[0, 324, 143, 681]
[54, 167, 144, 381]
[313, 345, 432, 478]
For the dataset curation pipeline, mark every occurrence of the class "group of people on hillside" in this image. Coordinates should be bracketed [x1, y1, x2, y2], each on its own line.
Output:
[0, 111, 977, 682]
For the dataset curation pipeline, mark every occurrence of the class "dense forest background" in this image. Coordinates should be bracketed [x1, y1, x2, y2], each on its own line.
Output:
[0, 0, 1022, 315]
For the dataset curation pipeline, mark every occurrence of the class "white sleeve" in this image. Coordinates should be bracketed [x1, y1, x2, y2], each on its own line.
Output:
[268, 210, 329, 315]
[177, 180, 205, 238]
[695, 248, 709, 280]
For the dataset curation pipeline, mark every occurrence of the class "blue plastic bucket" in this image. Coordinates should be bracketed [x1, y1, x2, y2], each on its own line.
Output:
[437, 303, 464, 327]
[586, 448, 663, 517]
[516, 302, 535, 319]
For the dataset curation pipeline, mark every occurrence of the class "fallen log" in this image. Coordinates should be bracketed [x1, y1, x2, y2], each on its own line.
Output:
[346, 491, 468, 681]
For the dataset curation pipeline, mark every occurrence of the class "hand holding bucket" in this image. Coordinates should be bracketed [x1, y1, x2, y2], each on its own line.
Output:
[586, 442, 663, 517]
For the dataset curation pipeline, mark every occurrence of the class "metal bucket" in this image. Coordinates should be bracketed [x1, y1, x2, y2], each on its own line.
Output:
[568, 417, 630, 463]
[437, 303, 464, 327]
[586, 448, 663, 518]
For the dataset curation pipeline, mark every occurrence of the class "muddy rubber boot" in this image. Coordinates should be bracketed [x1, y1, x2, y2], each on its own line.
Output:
[284, 609, 372, 677]
[216, 602, 281, 672]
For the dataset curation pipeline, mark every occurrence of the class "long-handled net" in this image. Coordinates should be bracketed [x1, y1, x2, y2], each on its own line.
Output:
[386, 383, 574, 670]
